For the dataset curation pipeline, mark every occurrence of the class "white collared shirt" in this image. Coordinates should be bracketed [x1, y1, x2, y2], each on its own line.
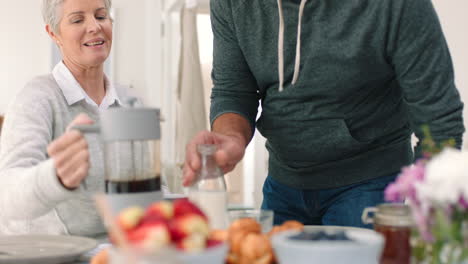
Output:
[52, 61, 120, 110]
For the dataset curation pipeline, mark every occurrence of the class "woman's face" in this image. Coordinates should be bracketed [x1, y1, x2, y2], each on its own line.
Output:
[51, 0, 112, 68]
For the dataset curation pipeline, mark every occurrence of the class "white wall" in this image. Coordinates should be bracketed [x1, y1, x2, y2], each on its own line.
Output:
[0, 0, 163, 113]
[433, 0, 468, 148]
[111, 0, 163, 108]
[0, 0, 51, 113]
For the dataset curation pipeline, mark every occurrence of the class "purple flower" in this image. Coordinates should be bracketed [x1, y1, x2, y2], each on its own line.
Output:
[459, 196, 468, 210]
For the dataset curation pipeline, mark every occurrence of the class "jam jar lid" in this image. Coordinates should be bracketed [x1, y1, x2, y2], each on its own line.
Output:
[374, 203, 414, 227]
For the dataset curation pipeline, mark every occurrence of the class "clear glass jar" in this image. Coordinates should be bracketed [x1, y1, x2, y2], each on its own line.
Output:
[362, 203, 413, 264]
[188, 144, 228, 229]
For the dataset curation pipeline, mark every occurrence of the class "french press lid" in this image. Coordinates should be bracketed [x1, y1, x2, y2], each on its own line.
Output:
[99, 107, 161, 142]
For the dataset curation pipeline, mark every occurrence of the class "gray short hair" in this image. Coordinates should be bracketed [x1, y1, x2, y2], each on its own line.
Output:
[42, 0, 112, 33]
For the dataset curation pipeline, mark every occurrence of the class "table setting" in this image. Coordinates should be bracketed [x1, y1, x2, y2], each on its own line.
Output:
[1, 113, 467, 264]
[0, 197, 385, 264]
[1, 190, 466, 264]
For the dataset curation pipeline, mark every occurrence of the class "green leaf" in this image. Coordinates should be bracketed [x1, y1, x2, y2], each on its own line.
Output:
[420, 125, 456, 157]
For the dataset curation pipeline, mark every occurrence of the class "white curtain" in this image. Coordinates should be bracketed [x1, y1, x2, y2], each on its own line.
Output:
[171, 5, 207, 192]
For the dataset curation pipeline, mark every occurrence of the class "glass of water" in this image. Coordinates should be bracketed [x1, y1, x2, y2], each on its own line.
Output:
[227, 209, 274, 233]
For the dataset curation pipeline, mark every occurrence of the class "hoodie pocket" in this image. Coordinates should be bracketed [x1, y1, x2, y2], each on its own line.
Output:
[261, 118, 370, 168]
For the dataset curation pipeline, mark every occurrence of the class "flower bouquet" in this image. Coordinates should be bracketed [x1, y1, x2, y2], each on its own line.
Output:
[385, 127, 468, 264]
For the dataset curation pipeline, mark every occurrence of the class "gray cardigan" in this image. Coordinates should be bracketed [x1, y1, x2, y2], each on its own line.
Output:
[0, 74, 129, 236]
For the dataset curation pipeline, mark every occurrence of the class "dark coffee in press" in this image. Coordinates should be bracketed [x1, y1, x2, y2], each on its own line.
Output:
[105, 176, 161, 193]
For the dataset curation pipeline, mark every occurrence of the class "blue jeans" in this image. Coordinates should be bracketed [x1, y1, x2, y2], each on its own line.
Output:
[261, 173, 397, 228]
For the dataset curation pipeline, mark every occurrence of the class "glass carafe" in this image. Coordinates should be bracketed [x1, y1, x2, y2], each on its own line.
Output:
[188, 144, 228, 229]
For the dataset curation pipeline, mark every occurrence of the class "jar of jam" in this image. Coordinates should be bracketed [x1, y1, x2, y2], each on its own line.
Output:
[362, 203, 413, 264]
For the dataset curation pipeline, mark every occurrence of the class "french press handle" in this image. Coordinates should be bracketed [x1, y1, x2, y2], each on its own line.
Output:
[68, 124, 101, 190]
[71, 124, 100, 134]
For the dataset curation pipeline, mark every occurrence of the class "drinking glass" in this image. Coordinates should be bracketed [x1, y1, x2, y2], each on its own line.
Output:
[227, 209, 274, 233]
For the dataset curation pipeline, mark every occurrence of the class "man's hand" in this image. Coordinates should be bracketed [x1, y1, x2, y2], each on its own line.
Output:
[47, 113, 94, 189]
[183, 130, 246, 186]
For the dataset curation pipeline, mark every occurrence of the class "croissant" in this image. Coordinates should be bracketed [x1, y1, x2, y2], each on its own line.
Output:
[228, 218, 261, 237]
[229, 231, 250, 256]
[239, 233, 274, 264]
[226, 234, 244, 264]
[209, 229, 229, 242]
[281, 220, 304, 230]
[90, 249, 109, 264]
[226, 216, 304, 264]
[268, 220, 304, 237]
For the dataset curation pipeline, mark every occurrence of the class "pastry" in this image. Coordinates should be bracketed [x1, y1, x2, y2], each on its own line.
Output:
[239, 233, 274, 264]
[90, 249, 109, 264]
[228, 218, 261, 237]
[209, 229, 229, 241]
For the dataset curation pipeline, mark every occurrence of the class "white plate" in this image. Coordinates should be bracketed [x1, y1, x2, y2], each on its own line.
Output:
[0, 235, 97, 264]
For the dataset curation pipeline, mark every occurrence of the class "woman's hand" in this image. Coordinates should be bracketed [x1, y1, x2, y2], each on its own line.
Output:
[183, 130, 246, 186]
[47, 113, 94, 189]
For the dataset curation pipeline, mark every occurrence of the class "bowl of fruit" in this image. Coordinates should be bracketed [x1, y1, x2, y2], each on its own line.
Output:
[104, 198, 228, 264]
[271, 225, 384, 264]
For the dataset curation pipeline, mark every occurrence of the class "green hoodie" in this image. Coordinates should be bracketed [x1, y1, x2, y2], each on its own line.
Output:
[209, 0, 464, 189]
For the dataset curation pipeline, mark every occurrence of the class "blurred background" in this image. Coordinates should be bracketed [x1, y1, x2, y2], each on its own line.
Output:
[0, 0, 467, 208]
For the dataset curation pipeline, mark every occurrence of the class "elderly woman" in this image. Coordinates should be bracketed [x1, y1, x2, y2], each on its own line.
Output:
[0, 0, 127, 236]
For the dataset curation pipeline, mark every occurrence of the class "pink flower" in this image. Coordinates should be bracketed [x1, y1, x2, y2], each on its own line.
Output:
[384, 149, 468, 246]
[384, 160, 426, 203]
[385, 183, 404, 202]
[412, 206, 434, 242]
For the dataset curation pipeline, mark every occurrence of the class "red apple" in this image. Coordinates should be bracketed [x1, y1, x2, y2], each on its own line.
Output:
[173, 198, 207, 220]
[206, 239, 223, 248]
[170, 214, 210, 241]
[117, 206, 145, 231]
[176, 233, 207, 252]
[139, 212, 166, 227]
[145, 201, 174, 220]
[127, 221, 171, 251]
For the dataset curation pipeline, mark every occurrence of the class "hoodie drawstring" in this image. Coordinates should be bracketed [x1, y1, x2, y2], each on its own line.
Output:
[277, 0, 308, 92]
[277, 0, 285, 92]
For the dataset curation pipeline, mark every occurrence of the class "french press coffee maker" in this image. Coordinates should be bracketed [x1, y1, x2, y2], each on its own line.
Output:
[76, 104, 163, 212]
